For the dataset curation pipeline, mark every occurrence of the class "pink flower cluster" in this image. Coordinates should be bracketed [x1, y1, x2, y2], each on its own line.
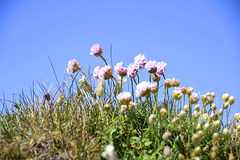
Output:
[90, 43, 103, 57]
[134, 54, 147, 69]
[117, 91, 132, 105]
[136, 81, 157, 97]
[127, 63, 138, 78]
[67, 59, 79, 75]
[156, 61, 167, 75]
[93, 65, 112, 80]
[145, 60, 158, 73]
[114, 62, 128, 77]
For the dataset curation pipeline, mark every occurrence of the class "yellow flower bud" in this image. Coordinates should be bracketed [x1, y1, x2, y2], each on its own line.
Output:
[197, 130, 204, 138]
[212, 133, 219, 141]
[211, 152, 217, 159]
[180, 87, 187, 95]
[149, 114, 157, 125]
[228, 96, 235, 105]
[204, 123, 210, 131]
[222, 93, 229, 102]
[194, 146, 201, 155]
[194, 104, 200, 111]
[211, 92, 215, 98]
[172, 117, 180, 124]
[196, 124, 201, 131]
[186, 87, 194, 96]
[211, 103, 217, 111]
[213, 120, 221, 128]
[192, 134, 200, 146]
[160, 108, 168, 118]
[219, 109, 223, 115]
[178, 111, 186, 120]
[97, 80, 105, 97]
[223, 128, 229, 137]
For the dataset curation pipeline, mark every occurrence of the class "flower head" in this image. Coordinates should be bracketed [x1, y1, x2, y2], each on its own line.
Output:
[117, 92, 132, 105]
[93, 65, 104, 80]
[114, 62, 128, 77]
[127, 63, 138, 78]
[99, 65, 112, 79]
[67, 59, 79, 75]
[190, 92, 199, 104]
[156, 61, 167, 75]
[90, 43, 103, 57]
[145, 60, 158, 73]
[136, 81, 151, 97]
[134, 54, 147, 69]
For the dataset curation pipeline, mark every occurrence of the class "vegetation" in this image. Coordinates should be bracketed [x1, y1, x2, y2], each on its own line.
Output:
[0, 44, 239, 159]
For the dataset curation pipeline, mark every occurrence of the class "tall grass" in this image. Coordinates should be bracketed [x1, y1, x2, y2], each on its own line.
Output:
[0, 44, 239, 159]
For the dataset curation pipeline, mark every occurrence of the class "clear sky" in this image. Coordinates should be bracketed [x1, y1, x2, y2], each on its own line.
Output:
[0, 0, 240, 120]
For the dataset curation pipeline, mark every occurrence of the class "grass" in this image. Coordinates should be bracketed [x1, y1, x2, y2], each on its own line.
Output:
[0, 45, 239, 159]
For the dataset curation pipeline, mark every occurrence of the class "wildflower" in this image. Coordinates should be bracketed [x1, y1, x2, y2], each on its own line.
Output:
[192, 133, 200, 146]
[99, 65, 112, 79]
[163, 146, 173, 158]
[128, 101, 136, 110]
[223, 102, 229, 109]
[196, 124, 201, 131]
[156, 61, 167, 75]
[102, 145, 118, 160]
[201, 95, 207, 103]
[145, 60, 158, 73]
[67, 59, 79, 75]
[149, 114, 157, 125]
[178, 111, 186, 120]
[93, 65, 104, 80]
[134, 54, 147, 69]
[120, 105, 128, 115]
[181, 87, 187, 95]
[193, 111, 200, 120]
[213, 120, 221, 128]
[194, 104, 200, 111]
[197, 130, 204, 138]
[211, 92, 215, 98]
[223, 128, 229, 137]
[149, 82, 158, 93]
[219, 109, 223, 115]
[189, 92, 199, 104]
[136, 81, 151, 97]
[104, 104, 111, 111]
[90, 43, 103, 57]
[172, 117, 180, 124]
[222, 93, 230, 102]
[211, 145, 218, 152]
[44, 93, 51, 101]
[184, 105, 189, 111]
[114, 62, 127, 77]
[173, 87, 182, 100]
[228, 96, 235, 105]
[211, 103, 217, 111]
[127, 63, 138, 78]
[170, 78, 180, 87]
[117, 92, 132, 105]
[194, 146, 201, 155]
[164, 79, 171, 88]
[160, 108, 168, 118]
[97, 80, 105, 97]
[162, 132, 172, 141]
[212, 133, 219, 141]
[203, 123, 210, 131]
[186, 87, 194, 96]
[234, 113, 240, 121]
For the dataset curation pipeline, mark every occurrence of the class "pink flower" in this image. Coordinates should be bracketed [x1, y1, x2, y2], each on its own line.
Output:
[127, 63, 138, 78]
[117, 92, 132, 105]
[114, 62, 128, 77]
[99, 65, 112, 80]
[67, 59, 79, 75]
[93, 65, 104, 80]
[134, 54, 147, 69]
[173, 87, 182, 94]
[156, 61, 167, 75]
[90, 43, 103, 57]
[145, 60, 158, 73]
[149, 82, 158, 93]
[136, 81, 151, 97]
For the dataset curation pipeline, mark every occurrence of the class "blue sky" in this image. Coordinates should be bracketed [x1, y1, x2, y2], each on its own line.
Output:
[0, 0, 240, 120]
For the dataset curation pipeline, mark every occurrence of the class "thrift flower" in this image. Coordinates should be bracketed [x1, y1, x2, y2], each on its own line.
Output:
[149, 82, 158, 93]
[67, 59, 79, 75]
[134, 54, 147, 69]
[99, 65, 112, 79]
[114, 62, 127, 77]
[222, 93, 229, 102]
[127, 63, 138, 78]
[90, 43, 103, 57]
[93, 65, 104, 80]
[136, 81, 151, 97]
[189, 92, 199, 104]
[173, 87, 182, 100]
[145, 60, 158, 73]
[117, 92, 132, 105]
[156, 61, 167, 75]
